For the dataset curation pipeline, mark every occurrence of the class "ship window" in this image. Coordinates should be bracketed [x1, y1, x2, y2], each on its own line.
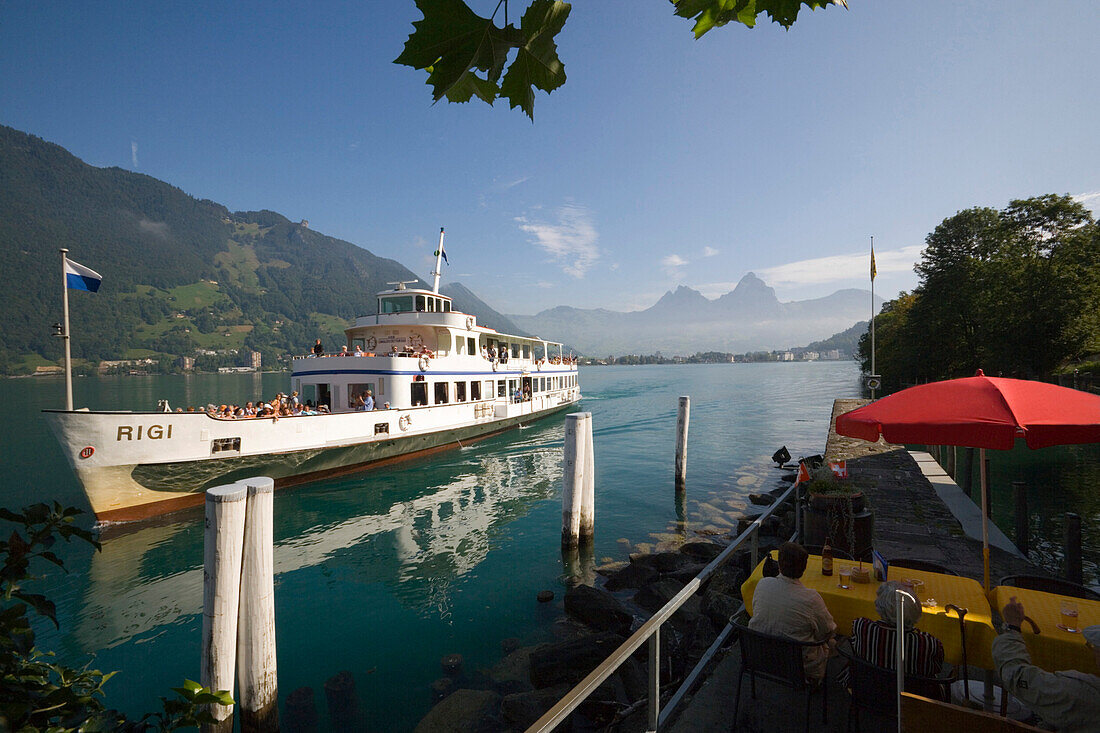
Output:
[456, 381, 467, 402]
[443, 301, 451, 312]
[348, 383, 375, 408]
[212, 437, 241, 454]
[302, 383, 318, 406]
[471, 380, 481, 400]
[428, 298, 436, 312]
[374, 423, 389, 435]
[497, 380, 506, 397]
[523, 344, 531, 359]
[415, 295, 426, 312]
[411, 382, 428, 406]
[378, 378, 384, 395]
[434, 382, 449, 404]
[382, 296, 413, 313]
[511, 343, 520, 359]
[467, 337, 475, 353]
[455, 335, 464, 354]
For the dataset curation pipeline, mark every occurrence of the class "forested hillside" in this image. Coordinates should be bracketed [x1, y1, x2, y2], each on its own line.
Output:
[0, 126, 522, 374]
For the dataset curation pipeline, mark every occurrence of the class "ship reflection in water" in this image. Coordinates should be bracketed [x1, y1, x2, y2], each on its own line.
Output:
[74, 436, 562, 651]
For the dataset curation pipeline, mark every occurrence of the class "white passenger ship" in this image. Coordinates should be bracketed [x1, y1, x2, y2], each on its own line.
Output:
[44, 242, 580, 522]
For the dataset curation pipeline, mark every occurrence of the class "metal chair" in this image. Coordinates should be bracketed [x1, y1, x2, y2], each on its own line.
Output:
[999, 575, 1100, 602]
[804, 544, 855, 561]
[890, 558, 959, 576]
[837, 638, 955, 732]
[732, 620, 828, 733]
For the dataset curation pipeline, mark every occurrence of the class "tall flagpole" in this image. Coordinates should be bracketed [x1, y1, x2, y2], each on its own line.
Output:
[60, 248, 74, 411]
[870, 236, 876, 399]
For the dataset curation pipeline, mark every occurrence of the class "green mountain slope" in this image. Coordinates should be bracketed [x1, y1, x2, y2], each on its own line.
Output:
[0, 125, 515, 374]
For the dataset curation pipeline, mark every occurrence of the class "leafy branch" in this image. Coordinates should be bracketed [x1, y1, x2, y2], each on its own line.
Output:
[0, 503, 232, 732]
[394, 0, 848, 118]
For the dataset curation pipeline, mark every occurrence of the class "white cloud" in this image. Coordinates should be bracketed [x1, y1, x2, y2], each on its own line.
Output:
[662, 254, 688, 268]
[501, 176, 530, 190]
[516, 203, 600, 278]
[756, 245, 923, 288]
[131, 140, 138, 167]
[1073, 191, 1100, 213]
[535, 281, 554, 289]
[702, 246, 719, 257]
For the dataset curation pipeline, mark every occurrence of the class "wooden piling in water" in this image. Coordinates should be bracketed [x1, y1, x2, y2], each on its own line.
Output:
[238, 477, 279, 733]
[1013, 481, 1028, 557]
[946, 446, 956, 478]
[675, 396, 690, 487]
[580, 411, 595, 544]
[1065, 512, 1083, 585]
[562, 412, 587, 548]
[202, 483, 248, 733]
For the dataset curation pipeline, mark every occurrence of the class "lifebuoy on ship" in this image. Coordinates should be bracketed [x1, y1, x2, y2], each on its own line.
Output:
[466, 315, 475, 330]
[399, 415, 411, 431]
[418, 356, 430, 371]
[366, 336, 377, 350]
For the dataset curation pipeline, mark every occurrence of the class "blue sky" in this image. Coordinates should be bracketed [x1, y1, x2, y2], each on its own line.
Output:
[3, 2, 1098, 314]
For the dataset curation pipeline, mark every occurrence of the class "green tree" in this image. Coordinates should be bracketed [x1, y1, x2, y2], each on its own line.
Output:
[858, 291, 916, 390]
[395, 0, 847, 119]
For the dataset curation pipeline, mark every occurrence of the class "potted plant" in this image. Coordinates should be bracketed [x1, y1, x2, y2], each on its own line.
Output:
[806, 464, 865, 514]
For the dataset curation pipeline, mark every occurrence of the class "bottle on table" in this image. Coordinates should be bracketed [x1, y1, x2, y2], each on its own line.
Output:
[821, 538, 834, 576]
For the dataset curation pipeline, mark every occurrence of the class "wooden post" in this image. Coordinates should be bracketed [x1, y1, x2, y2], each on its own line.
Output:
[675, 396, 690, 487]
[1065, 513, 1083, 585]
[238, 477, 279, 733]
[580, 411, 595, 544]
[947, 446, 956, 479]
[982, 457, 992, 518]
[202, 483, 248, 733]
[1013, 481, 1028, 557]
[962, 448, 975, 498]
[561, 413, 587, 549]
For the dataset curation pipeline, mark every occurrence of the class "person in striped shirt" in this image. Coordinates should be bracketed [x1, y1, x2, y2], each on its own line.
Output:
[850, 581, 945, 677]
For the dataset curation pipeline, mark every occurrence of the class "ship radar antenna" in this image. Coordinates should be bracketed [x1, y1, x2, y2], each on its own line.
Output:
[386, 280, 420, 291]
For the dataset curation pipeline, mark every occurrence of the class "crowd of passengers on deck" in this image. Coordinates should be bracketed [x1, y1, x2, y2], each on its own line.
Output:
[303, 337, 576, 365]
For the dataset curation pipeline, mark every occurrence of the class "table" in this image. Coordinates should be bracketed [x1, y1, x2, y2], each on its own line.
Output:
[741, 552, 998, 669]
[989, 585, 1100, 673]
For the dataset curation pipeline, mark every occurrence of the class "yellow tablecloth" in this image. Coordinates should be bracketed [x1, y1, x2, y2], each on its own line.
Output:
[989, 585, 1100, 673]
[741, 552, 997, 669]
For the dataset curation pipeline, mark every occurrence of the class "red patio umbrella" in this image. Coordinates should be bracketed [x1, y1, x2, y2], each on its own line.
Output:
[836, 370, 1100, 589]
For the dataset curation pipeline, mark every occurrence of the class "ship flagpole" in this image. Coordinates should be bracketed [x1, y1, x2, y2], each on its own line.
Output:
[431, 227, 446, 294]
[60, 247, 74, 411]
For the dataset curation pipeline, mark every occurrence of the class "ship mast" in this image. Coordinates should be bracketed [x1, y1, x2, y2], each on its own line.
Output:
[431, 227, 445, 294]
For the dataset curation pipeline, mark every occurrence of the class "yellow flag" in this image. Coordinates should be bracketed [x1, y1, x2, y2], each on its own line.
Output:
[870, 245, 877, 281]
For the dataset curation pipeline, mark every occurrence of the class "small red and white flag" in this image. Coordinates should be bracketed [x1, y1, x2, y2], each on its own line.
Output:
[797, 461, 812, 484]
[828, 461, 848, 479]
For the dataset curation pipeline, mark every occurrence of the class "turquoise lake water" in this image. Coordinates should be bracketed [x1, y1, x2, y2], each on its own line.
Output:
[2, 363, 1097, 730]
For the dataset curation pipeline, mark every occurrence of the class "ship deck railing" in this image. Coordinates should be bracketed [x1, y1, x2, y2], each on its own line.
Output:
[527, 479, 803, 733]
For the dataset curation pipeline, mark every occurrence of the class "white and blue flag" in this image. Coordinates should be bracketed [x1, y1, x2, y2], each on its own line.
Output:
[64, 259, 102, 292]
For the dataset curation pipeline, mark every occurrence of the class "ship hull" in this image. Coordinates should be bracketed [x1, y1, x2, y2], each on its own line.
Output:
[44, 396, 578, 522]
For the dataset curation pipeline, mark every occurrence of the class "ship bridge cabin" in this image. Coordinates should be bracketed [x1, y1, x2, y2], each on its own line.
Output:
[290, 284, 578, 414]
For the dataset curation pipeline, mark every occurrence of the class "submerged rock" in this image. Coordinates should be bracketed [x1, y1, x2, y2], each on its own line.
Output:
[529, 631, 626, 689]
[564, 584, 633, 635]
[680, 541, 724, 562]
[500, 684, 571, 730]
[603, 562, 657, 592]
[413, 688, 501, 733]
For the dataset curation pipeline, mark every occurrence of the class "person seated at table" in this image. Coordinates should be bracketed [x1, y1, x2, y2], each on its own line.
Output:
[748, 541, 837, 682]
[850, 581, 945, 677]
[994, 597, 1100, 732]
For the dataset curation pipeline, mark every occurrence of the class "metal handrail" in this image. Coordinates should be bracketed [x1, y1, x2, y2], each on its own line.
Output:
[527, 479, 803, 733]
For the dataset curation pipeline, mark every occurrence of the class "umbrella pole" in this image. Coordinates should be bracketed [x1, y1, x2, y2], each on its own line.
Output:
[981, 447, 990, 592]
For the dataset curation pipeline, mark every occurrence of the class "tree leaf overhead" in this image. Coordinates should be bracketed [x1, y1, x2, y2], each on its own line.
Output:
[672, 0, 845, 38]
[500, 0, 570, 119]
[394, 0, 525, 104]
[397, 1, 845, 116]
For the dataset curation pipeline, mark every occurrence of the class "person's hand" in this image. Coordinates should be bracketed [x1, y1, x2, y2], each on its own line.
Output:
[1002, 596, 1026, 627]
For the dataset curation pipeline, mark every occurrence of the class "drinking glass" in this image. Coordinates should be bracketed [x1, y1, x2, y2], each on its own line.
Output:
[1059, 600, 1080, 633]
[838, 566, 852, 590]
